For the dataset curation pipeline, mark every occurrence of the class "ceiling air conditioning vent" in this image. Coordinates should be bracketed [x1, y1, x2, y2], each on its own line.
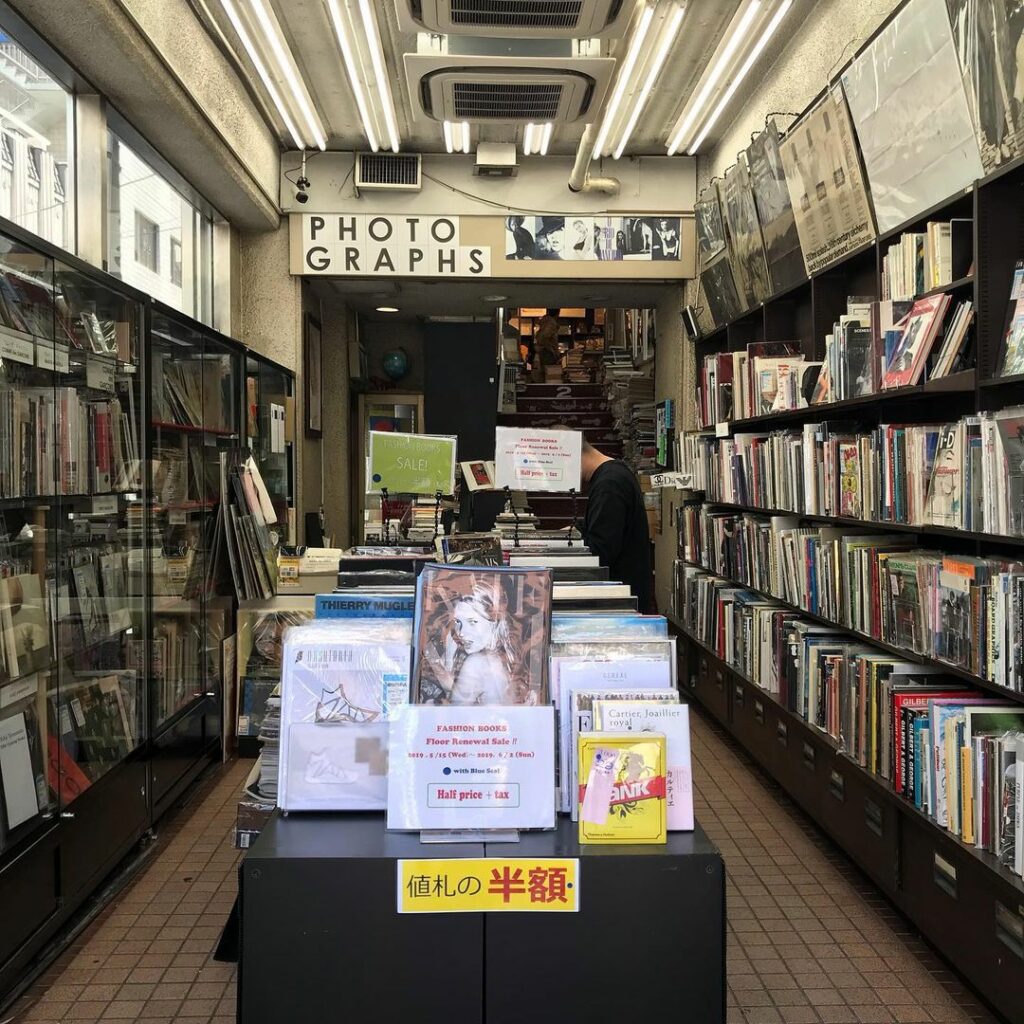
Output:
[355, 153, 422, 192]
[404, 0, 626, 36]
[419, 67, 596, 122]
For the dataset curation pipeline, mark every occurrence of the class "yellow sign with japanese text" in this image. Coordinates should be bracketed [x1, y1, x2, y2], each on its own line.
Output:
[397, 858, 579, 913]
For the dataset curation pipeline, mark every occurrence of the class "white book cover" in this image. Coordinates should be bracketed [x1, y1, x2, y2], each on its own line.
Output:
[278, 634, 412, 811]
[592, 700, 694, 830]
[0, 711, 39, 828]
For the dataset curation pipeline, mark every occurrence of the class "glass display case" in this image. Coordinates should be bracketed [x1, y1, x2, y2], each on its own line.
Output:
[244, 353, 294, 544]
[147, 306, 240, 810]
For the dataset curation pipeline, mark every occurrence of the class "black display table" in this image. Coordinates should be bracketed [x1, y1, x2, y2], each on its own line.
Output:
[238, 813, 726, 1024]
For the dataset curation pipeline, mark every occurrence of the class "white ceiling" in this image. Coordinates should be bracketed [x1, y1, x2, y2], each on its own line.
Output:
[198, 0, 812, 161]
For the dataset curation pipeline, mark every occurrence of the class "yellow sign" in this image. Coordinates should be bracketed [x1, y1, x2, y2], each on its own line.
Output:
[397, 858, 579, 914]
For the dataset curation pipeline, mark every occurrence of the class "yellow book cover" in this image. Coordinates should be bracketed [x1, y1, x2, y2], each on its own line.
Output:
[960, 746, 974, 846]
[577, 733, 667, 845]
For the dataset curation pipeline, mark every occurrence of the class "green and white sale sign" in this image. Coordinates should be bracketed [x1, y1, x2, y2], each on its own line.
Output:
[367, 431, 457, 495]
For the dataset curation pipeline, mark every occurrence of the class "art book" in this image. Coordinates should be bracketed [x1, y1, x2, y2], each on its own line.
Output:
[998, 261, 1024, 377]
[882, 294, 950, 389]
[459, 460, 496, 492]
[578, 733, 667, 844]
[413, 564, 552, 706]
[592, 700, 694, 830]
[278, 620, 412, 811]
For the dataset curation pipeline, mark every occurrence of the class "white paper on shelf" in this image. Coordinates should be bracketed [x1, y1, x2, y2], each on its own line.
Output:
[0, 712, 39, 828]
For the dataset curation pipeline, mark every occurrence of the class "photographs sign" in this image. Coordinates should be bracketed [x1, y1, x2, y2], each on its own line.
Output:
[505, 216, 681, 262]
[779, 88, 877, 275]
[386, 704, 556, 831]
[367, 431, 457, 496]
[300, 214, 491, 277]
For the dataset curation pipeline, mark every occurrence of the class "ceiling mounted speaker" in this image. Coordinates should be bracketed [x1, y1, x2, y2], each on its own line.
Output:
[400, 0, 628, 37]
[406, 53, 614, 123]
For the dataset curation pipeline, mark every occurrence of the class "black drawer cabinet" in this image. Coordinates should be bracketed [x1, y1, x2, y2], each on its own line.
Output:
[730, 678, 774, 774]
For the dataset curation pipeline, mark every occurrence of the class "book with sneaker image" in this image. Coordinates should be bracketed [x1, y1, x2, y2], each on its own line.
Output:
[278, 620, 412, 811]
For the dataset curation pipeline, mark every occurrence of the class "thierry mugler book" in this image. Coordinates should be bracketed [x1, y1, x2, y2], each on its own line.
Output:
[413, 564, 553, 706]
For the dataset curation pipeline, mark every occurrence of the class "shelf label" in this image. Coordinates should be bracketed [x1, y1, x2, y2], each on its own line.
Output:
[35, 340, 70, 374]
[86, 354, 116, 393]
[647, 471, 693, 489]
[0, 328, 36, 366]
[166, 556, 190, 582]
[397, 858, 578, 914]
[715, 422, 730, 438]
[91, 495, 118, 517]
[168, 510, 187, 526]
[0, 673, 39, 709]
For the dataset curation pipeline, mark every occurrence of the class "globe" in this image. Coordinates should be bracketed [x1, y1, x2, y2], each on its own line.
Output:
[382, 347, 408, 381]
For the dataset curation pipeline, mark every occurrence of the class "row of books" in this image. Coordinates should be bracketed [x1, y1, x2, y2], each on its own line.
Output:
[880, 220, 971, 302]
[683, 503, 1024, 692]
[152, 352, 235, 432]
[683, 405, 1024, 536]
[676, 565, 1024, 875]
[603, 350, 655, 474]
[0, 386, 141, 498]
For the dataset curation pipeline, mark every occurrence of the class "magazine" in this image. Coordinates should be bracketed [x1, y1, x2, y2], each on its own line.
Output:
[882, 294, 950, 389]
[412, 564, 553, 706]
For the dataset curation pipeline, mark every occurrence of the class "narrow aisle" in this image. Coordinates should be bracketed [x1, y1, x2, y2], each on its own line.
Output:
[7, 760, 247, 1024]
[6, 722, 1001, 1024]
[691, 710, 997, 1024]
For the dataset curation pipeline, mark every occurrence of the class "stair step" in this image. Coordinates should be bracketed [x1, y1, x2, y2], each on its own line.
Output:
[516, 383, 604, 398]
[497, 412, 614, 429]
[515, 397, 608, 413]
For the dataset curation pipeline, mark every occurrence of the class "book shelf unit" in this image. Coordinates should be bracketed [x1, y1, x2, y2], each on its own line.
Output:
[681, 158, 1024, 1023]
[0, 222, 250, 1000]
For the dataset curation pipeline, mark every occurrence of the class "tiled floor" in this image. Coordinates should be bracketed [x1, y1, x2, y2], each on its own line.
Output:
[5, 710, 1001, 1024]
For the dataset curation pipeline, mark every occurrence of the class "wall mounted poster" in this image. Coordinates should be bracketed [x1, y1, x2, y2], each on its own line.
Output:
[747, 120, 805, 295]
[694, 190, 727, 264]
[722, 158, 771, 308]
[367, 431, 457, 496]
[945, 0, 1024, 172]
[504, 216, 681, 262]
[494, 426, 582, 493]
[841, 0, 984, 234]
[700, 254, 743, 327]
[386, 704, 556, 831]
[779, 88, 877, 275]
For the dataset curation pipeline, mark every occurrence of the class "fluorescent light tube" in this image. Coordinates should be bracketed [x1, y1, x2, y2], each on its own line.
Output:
[667, 0, 761, 155]
[358, 0, 400, 152]
[443, 120, 454, 153]
[688, 0, 792, 154]
[326, 0, 379, 151]
[460, 121, 470, 154]
[523, 123, 537, 155]
[250, 0, 326, 150]
[613, 3, 685, 160]
[219, 0, 305, 149]
[539, 122, 553, 156]
[592, 3, 654, 160]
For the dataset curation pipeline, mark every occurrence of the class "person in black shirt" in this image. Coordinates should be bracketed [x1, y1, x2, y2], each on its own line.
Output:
[578, 435, 653, 611]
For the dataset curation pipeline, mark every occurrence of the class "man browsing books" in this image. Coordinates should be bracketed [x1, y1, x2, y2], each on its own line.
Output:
[575, 433, 653, 611]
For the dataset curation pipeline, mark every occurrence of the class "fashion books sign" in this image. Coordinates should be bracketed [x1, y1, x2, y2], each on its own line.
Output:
[386, 705, 556, 831]
[494, 427, 582, 493]
[299, 214, 491, 277]
[397, 858, 579, 913]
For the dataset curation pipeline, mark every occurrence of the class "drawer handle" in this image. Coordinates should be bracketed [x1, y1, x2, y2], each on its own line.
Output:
[734, 684, 744, 706]
[700, 657, 708, 673]
[829, 770, 844, 802]
[776, 721, 788, 746]
[714, 669, 724, 690]
[802, 741, 815, 771]
[933, 852, 958, 900]
[864, 797, 883, 837]
[995, 903, 1024, 961]
[753, 699, 764, 724]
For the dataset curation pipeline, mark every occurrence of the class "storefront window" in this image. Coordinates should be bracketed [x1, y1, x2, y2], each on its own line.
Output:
[0, 28, 73, 251]
[107, 131, 214, 324]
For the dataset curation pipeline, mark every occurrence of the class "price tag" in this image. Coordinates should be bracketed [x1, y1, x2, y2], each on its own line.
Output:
[0, 327, 36, 366]
[86, 353, 116, 393]
[167, 556, 190, 582]
[91, 495, 118, 516]
[397, 858, 579, 914]
[277, 554, 299, 580]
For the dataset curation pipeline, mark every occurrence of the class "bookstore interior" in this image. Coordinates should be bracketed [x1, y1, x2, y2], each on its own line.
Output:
[3, 0, 1024, 1022]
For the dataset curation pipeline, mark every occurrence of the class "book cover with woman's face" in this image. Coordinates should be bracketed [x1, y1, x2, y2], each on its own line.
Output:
[413, 566, 552, 706]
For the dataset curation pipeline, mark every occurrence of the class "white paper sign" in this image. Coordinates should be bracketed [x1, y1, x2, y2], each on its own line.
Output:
[494, 427, 582, 493]
[36, 340, 70, 374]
[86, 354, 116, 393]
[0, 712, 40, 828]
[387, 705, 555, 831]
[0, 326, 35, 366]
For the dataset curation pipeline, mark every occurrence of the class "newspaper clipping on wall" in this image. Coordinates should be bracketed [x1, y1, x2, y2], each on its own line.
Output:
[779, 87, 877, 275]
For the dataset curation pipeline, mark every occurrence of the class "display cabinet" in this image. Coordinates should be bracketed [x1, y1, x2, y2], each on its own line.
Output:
[244, 353, 295, 545]
[147, 304, 241, 815]
[0, 218, 150, 995]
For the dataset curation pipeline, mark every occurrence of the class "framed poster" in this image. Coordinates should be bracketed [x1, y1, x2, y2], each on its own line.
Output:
[304, 314, 322, 437]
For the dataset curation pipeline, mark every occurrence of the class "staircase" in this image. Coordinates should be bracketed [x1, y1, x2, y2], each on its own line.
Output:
[499, 379, 625, 530]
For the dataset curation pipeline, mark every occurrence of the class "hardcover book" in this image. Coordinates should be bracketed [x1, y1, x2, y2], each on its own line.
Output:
[578, 733, 667, 844]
